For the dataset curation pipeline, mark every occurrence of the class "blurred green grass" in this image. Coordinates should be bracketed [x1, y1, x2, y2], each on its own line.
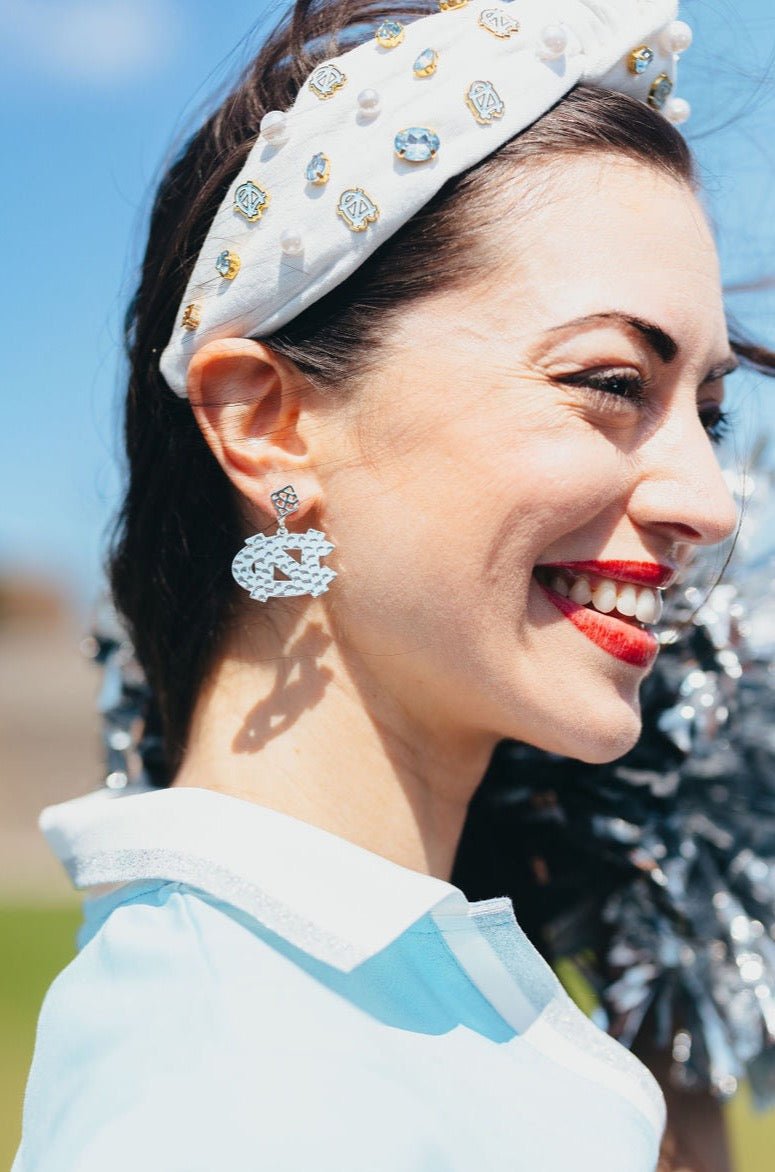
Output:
[2, 902, 775, 1170]
[0, 902, 81, 1168]
[726, 1080, 775, 1172]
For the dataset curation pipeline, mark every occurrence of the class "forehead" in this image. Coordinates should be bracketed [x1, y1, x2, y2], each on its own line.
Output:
[485, 155, 726, 353]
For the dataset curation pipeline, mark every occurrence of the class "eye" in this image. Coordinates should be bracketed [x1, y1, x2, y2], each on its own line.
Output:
[555, 367, 649, 405]
[699, 402, 731, 446]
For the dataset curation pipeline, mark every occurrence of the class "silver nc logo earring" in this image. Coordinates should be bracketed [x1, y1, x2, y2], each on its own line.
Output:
[231, 485, 337, 602]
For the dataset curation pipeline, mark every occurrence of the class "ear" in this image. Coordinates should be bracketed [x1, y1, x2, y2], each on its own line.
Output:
[186, 337, 321, 522]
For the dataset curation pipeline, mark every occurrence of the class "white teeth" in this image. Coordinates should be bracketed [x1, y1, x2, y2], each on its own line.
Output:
[591, 580, 618, 614]
[541, 567, 664, 624]
[569, 577, 592, 604]
[635, 587, 663, 624]
[654, 590, 663, 623]
[633, 586, 661, 623]
[616, 584, 638, 618]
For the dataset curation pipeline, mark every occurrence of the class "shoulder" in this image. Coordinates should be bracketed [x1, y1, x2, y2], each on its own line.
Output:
[14, 885, 302, 1166]
[17, 882, 434, 1171]
[30, 880, 305, 1056]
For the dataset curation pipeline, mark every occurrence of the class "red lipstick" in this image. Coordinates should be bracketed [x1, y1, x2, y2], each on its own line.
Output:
[549, 560, 677, 589]
[535, 559, 670, 669]
[538, 585, 658, 668]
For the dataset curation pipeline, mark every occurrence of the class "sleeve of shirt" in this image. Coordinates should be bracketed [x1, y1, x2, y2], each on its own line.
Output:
[14, 886, 249, 1171]
[13, 884, 441, 1172]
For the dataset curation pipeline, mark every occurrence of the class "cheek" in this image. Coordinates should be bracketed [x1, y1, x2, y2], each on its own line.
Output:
[474, 434, 631, 578]
[328, 417, 626, 649]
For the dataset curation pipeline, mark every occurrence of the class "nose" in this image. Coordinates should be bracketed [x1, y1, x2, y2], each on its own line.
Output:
[628, 407, 738, 550]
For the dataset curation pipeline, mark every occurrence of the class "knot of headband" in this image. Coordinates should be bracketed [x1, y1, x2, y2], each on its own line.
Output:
[160, 0, 690, 398]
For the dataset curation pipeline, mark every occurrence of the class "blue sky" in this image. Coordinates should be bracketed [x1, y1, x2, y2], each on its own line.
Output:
[1, 0, 774, 612]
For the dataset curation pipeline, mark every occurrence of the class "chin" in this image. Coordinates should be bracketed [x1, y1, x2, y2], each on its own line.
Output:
[572, 708, 643, 764]
[516, 696, 643, 765]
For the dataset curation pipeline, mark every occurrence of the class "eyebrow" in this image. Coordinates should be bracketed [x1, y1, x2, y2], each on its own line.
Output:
[545, 311, 739, 381]
[705, 355, 740, 382]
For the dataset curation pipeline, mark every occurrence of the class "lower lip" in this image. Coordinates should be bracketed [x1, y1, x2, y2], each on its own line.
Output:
[537, 582, 658, 669]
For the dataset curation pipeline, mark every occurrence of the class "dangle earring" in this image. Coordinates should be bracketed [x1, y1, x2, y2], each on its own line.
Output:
[231, 485, 337, 602]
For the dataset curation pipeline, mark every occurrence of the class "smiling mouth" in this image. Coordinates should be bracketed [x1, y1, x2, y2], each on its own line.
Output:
[533, 560, 672, 668]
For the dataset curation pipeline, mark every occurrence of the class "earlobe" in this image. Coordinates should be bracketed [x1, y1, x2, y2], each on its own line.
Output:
[186, 337, 321, 516]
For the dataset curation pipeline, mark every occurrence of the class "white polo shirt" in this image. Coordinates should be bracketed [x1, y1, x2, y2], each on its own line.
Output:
[15, 785, 665, 1170]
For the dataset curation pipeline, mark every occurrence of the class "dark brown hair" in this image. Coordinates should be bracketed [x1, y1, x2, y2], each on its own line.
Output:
[109, 0, 769, 781]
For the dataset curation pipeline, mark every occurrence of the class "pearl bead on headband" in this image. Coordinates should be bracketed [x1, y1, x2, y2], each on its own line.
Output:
[160, 0, 692, 398]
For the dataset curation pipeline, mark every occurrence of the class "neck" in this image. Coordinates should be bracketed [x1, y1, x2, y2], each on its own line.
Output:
[172, 608, 496, 880]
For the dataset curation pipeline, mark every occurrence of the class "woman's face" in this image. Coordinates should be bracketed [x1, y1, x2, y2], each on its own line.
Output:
[318, 155, 737, 764]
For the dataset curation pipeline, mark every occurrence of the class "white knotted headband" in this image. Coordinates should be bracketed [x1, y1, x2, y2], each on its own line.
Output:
[160, 0, 691, 398]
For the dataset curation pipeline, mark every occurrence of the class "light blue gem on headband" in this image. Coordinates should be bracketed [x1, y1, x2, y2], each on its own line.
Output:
[375, 19, 405, 48]
[305, 152, 331, 184]
[413, 48, 439, 77]
[628, 45, 655, 74]
[648, 72, 674, 109]
[394, 127, 440, 163]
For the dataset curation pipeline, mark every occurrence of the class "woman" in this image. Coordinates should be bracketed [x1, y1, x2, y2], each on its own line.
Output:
[15, 1, 749, 1169]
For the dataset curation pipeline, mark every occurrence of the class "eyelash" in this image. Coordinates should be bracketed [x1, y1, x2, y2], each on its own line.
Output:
[699, 403, 731, 446]
[558, 368, 731, 445]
